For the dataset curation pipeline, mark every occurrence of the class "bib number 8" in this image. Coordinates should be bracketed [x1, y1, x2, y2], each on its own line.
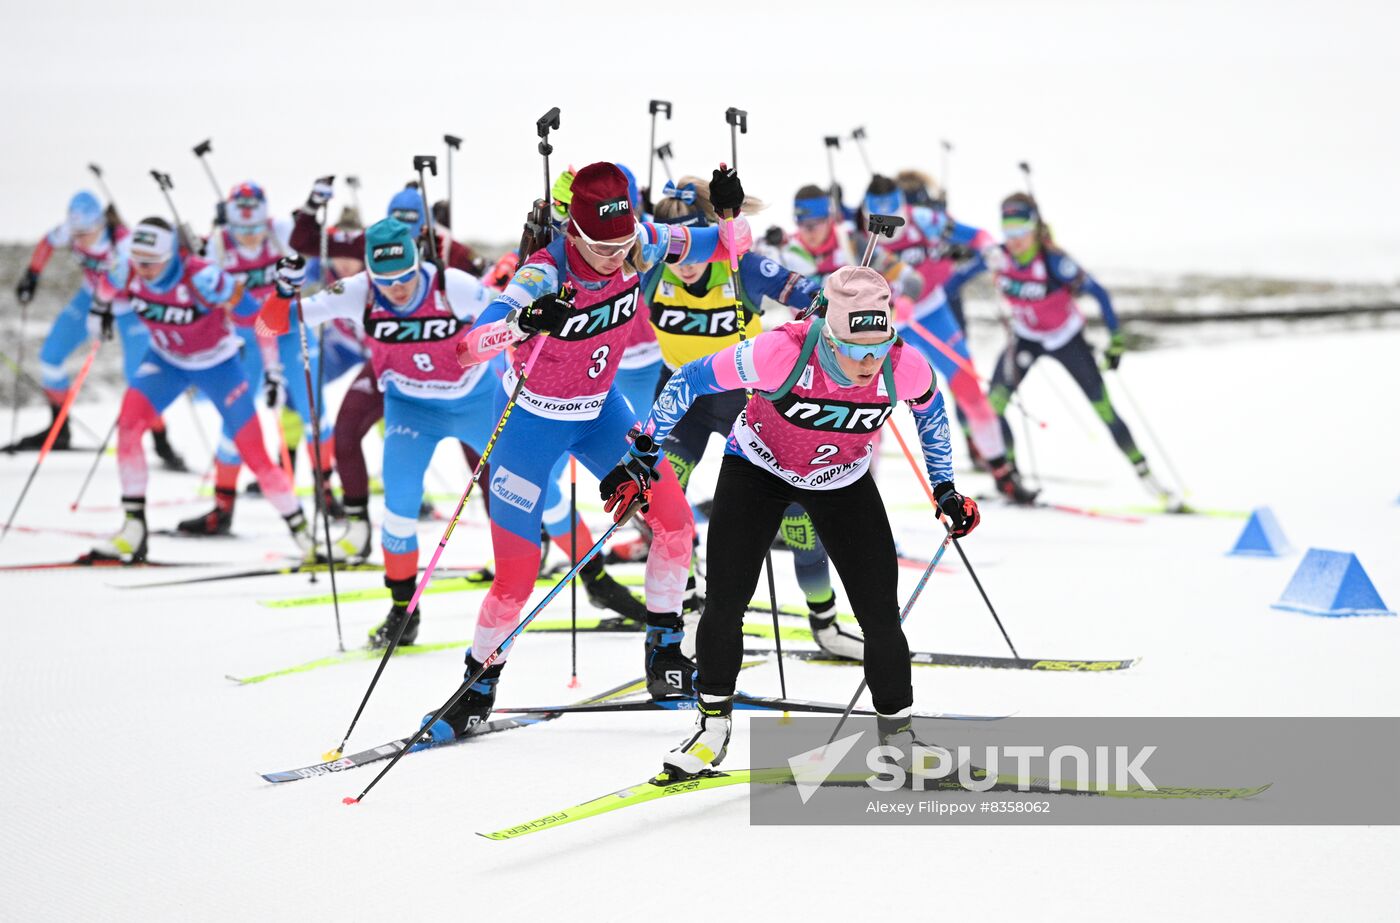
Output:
[413, 352, 435, 373]
[587, 344, 610, 380]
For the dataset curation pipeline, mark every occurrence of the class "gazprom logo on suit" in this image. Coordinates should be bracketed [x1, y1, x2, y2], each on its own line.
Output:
[491, 466, 541, 512]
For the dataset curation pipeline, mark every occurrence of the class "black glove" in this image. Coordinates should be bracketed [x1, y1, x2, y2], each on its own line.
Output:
[87, 299, 114, 342]
[275, 255, 308, 299]
[306, 175, 335, 210]
[214, 201, 228, 227]
[263, 368, 287, 409]
[1103, 332, 1126, 371]
[933, 482, 980, 538]
[512, 291, 572, 336]
[710, 165, 745, 215]
[763, 226, 785, 248]
[599, 431, 661, 522]
[15, 269, 38, 304]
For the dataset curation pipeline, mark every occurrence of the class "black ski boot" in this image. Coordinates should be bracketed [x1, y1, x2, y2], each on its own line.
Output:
[149, 427, 188, 472]
[989, 456, 1038, 506]
[176, 488, 235, 535]
[420, 651, 503, 742]
[368, 577, 419, 649]
[645, 612, 696, 699]
[7, 404, 70, 452]
[581, 555, 649, 622]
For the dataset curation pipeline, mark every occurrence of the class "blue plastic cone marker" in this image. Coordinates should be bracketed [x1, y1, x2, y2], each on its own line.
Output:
[1227, 507, 1292, 557]
[1271, 549, 1395, 617]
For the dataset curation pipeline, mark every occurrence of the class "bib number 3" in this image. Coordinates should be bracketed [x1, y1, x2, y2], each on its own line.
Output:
[587, 345, 610, 380]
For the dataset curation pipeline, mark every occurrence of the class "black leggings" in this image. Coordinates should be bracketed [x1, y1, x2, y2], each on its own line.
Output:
[988, 330, 1142, 464]
[699, 454, 912, 715]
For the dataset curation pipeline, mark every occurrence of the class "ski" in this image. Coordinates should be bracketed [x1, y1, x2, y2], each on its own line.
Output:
[118, 561, 398, 589]
[495, 692, 1006, 721]
[254, 568, 645, 609]
[478, 768, 1271, 841]
[228, 640, 469, 685]
[744, 647, 1140, 672]
[258, 672, 656, 784]
[0, 556, 220, 572]
[975, 495, 1145, 524]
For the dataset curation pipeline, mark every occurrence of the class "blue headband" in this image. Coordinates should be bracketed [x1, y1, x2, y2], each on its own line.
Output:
[657, 181, 707, 227]
[864, 189, 905, 217]
[794, 196, 831, 221]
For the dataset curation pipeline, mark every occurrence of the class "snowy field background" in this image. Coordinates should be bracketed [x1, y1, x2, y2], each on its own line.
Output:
[1, 317, 1395, 919]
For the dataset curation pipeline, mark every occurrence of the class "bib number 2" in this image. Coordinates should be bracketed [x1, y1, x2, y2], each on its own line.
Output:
[810, 443, 838, 465]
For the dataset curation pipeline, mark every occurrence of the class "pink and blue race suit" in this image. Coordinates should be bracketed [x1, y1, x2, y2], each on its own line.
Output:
[457, 221, 743, 660]
[205, 218, 334, 469]
[875, 205, 1007, 462]
[286, 264, 556, 582]
[99, 254, 297, 515]
[27, 221, 151, 401]
[944, 245, 1136, 461]
[639, 317, 953, 491]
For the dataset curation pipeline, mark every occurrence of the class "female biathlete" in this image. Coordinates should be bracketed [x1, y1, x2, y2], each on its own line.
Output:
[258, 218, 608, 647]
[646, 175, 864, 659]
[86, 217, 313, 562]
[420, 162, 750, 741]
[944, 193, 1181, 510]
[605, 265, 980, 773]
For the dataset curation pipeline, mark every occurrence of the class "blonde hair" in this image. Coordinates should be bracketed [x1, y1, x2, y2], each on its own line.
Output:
[652, 175, 764, 225]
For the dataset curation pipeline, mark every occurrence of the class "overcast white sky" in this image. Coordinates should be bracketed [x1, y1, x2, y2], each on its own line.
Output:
[3, 0, 1396, 281]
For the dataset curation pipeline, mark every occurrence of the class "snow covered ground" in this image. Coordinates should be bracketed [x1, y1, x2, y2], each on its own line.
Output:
[1, 325, 1396, 920]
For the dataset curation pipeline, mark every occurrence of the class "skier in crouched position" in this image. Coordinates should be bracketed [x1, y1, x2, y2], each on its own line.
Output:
[604, 265, 980, 775]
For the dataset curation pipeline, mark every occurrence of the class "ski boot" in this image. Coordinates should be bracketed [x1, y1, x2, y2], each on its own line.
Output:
[368, 576, 419, 649]
[663, 694, 733, 776]
[150, 427, 188, 472]
[605, 534, 651, 564]
[581, 555, 649, 623]
[287, 509, 347, 563]
[420, 652, 503, 743]
[645, 613, 696, 699]
[808, 595, 864, 660]
[989, 456, 1038, 506]
[319, 486, 345, 520]
[1134, 460, 1188, 514]
[418, 498, 438, 521]
[7, 407, 70, 452]
[176, 488, 235, 535]
[82, 499, 148, 564]
[336, 501, 372, 564]
[877, 709, 956, 786]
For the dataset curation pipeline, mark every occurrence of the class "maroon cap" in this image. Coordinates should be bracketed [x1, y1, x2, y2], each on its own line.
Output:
[568, 162, 636, 242]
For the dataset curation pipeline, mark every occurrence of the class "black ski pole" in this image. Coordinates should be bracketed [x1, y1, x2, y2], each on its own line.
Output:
[724, 107, 747, 171]
[412, 156, 446, 293]
[345, 175, 362, 216]
[9, 304, 24, 448]
[647, 100, 671, 202]
[569, 456, 579, 687]
[443, 134, 462, 230]
[823, 135, 842, 213]
[536, 107, 560, 205]
[654, 143, 674, 184]
[940, 140, 953, 206]
[294, 288, 345, 652]
[1018, 160, 1035, 199]
[345, 500, 644, 805]
[149, 171, 199, 256]
[70, 412, 119, 511]
[851, 126, 874, 176]
[952, 537, 1018, 658]
[87, 163, 118, 207]
[191, 139, 224, 200]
